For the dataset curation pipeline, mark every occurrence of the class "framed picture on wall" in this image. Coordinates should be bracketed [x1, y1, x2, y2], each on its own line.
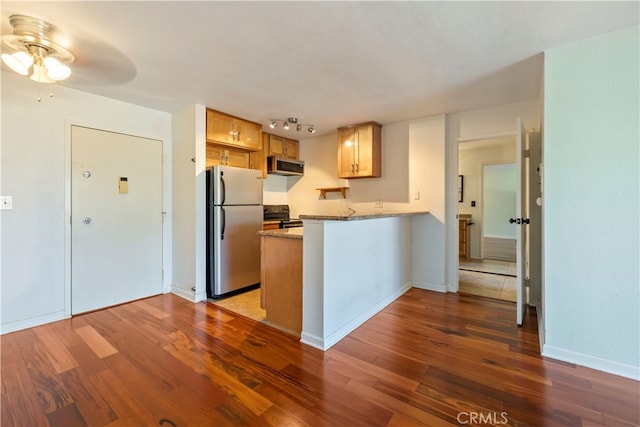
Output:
[458, 175, 464, 202]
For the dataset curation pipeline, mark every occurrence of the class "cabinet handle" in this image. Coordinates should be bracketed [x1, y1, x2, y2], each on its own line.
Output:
[355, 163, 359, 172]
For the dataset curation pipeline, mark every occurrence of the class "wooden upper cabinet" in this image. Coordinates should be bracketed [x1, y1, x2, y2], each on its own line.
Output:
[265, 133, 299, 159]
[206, 143, 250, 169]
[337, 121, 382, 179]
[206, 109, 262, 151]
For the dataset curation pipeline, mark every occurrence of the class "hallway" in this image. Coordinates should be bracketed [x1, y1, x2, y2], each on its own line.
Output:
[459, 258, 517, 302]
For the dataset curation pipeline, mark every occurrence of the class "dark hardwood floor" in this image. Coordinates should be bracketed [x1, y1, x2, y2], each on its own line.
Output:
[1, 289, 638, 426]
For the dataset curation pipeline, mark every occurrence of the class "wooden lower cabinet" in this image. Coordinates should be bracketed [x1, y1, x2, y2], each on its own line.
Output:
[260, 235, 302, 335]
[459, 219, 470, 258]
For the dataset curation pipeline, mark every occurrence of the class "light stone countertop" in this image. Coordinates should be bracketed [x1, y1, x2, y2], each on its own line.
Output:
[299, 211, 429, 221]
[257, 227, 303, 240]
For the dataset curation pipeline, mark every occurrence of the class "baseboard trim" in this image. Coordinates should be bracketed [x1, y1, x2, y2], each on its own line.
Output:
[300, 332, 325, 350]
[1, 310, 69, 335]
[301, 283, 412, 351]
[412, 281, 447, 293]
[171, 286, 197, 302]
[542, 344, 639, 381]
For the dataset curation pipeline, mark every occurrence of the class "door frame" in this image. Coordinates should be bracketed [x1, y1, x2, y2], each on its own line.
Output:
[450, 131, 515, 293]
[63, 117, 170, 318]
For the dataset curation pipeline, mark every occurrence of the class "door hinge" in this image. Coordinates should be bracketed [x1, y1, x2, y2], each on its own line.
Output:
[523, 149, 530, 158]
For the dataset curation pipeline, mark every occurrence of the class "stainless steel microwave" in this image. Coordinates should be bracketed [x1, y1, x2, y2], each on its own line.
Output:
[267, 156, 304, 176]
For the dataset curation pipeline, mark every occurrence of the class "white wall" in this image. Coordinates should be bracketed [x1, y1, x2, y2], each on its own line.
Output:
[458, 140, 516, 258]
[263, 174, 290, 205]
[1, 71, 172, 333]
[543, 26, 639, 379]
[171, 105, 206, 302]
[409, 116, 447, 292]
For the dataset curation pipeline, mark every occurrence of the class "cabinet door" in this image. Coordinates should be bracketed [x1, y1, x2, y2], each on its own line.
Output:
[283, 138, 299, 159]
[337, 128, 356, 178]
[206, 110, 236, 146]
[238, 120, 262, 150]
[354, 124, 381, 178]
[268, 135, 286, 157]
[354, 125, 373, 176]
[206, 144, 249, 169]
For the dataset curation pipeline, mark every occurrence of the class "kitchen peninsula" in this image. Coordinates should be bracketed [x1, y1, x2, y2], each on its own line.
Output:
[259, 211, 429, 350]
[279, 211, 429, 351]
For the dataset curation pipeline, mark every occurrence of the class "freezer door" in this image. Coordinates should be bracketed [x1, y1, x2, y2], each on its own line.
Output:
[209, 205, 262, 297]
[210, 165, 263, 206]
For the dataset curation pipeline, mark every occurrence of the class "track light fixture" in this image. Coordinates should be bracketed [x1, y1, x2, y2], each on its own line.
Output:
[268, 117, 316, 134]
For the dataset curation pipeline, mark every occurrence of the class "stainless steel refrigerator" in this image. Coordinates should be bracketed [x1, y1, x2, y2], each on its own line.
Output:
[206, 165, 263, 298]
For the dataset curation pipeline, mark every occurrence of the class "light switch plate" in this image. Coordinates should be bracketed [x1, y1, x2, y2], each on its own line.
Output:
[1, 196, 13, 210]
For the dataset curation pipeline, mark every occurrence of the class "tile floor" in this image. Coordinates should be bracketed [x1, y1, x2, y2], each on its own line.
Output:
[209, 288, 265, 322]
[458, 258, 517, 302]
[459, 258, 517, 276]
[213, 260, 518, 319]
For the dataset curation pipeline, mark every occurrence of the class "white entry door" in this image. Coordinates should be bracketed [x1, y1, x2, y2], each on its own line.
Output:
[71, 126, 163, 314]
[515, 118, 527, 325]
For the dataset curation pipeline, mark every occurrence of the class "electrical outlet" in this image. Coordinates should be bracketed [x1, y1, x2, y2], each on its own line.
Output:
[1, 196, 13, 210]
[375, 200, 383, 208]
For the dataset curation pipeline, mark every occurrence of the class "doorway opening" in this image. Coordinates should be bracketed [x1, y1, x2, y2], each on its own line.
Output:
[457, 136, 518, 302]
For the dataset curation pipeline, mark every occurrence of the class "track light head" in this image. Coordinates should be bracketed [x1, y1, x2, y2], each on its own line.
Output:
[268, 118, 315, 134]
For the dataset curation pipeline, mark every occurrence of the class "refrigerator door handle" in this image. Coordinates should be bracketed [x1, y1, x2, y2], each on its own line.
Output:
[221, 176, 226, 205]
[220, 207, 226, 240]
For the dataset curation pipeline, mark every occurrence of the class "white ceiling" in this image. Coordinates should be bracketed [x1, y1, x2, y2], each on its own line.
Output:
[2, 1, 638, 137]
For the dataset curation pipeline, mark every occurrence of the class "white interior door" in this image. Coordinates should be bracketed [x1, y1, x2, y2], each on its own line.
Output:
[71, 126, 163, 314]
[527, 132, 543, 308]
[515, 118, 527, 325]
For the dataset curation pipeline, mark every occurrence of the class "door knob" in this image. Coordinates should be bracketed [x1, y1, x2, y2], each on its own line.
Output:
[82, 217, 92, 224]
[509, 217, 530, 225]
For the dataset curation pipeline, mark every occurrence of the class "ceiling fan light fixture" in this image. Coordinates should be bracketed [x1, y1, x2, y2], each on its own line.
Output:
[1, 51, 32, 75]
[1, 15, 75, 88]
[29, 61, 55, 83]
[269, 120, 278, 129]
[283, 120, 290, 130]
[308, 126, 316, 134]
[45, 57, 71, 81]
[296, 124, 302, 131]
